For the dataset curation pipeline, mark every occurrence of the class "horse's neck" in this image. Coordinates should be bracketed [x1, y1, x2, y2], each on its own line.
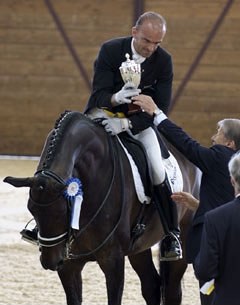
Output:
[40, 117, 109, 182]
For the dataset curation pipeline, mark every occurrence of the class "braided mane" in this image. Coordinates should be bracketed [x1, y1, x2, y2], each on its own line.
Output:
[42, 110, 88, 169]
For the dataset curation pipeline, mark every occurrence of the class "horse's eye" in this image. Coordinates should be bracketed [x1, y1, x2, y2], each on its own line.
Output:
[39, 185, 44, 191]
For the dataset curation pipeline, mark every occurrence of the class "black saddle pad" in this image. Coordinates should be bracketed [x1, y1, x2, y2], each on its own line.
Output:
[118, 132, 152, 197]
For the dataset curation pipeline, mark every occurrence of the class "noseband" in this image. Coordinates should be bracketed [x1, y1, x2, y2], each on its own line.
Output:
[31, 169, 70, 248]
[38, 231, 69, 247]
[35, 169, 66, 185]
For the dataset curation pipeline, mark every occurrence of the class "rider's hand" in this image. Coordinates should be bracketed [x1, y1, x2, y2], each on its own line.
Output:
[113, 83, 141, 105]
[102, 118, 131, 135]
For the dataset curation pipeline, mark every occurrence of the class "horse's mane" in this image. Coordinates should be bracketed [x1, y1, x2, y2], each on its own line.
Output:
[42, 110, 90, 169]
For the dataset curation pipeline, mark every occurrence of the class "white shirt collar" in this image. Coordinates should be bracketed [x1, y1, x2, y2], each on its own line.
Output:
[131, 38, 146, 64]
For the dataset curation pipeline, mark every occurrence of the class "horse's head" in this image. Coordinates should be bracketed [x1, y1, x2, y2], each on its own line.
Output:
[4, 172, 70, 271]
[4, 111, 112, 271]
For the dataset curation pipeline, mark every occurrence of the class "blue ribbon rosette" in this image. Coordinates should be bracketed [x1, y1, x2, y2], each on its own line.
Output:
[64, 177, 83, 230]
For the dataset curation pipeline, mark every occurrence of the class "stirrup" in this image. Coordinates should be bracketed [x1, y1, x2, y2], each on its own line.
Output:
[20, 219, 38, 246]
[160, 233, 182, 261]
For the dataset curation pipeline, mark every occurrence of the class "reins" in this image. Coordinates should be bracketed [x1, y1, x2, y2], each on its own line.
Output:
[73, 135, 116, 235]
[67, 135, 126, 259]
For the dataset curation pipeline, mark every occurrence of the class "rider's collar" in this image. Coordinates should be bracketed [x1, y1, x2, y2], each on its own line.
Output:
[131, 38, 146, 64]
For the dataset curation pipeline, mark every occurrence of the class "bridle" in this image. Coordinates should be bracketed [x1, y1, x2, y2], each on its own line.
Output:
[29, 169, 70, 248]
[30, 135, 125, 260]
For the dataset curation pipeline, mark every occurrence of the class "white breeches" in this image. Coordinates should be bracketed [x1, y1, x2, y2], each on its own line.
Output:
[130, 127, 166, 185]
[131, 127, 183, 192]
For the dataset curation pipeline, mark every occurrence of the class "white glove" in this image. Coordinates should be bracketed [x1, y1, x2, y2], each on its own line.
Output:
[102, 118, 131, 135]
[114, 82, 141, 105]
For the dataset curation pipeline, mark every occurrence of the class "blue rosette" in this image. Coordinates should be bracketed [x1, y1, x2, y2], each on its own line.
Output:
[63, 177, 84, 230]
[63, 177, 83, 200]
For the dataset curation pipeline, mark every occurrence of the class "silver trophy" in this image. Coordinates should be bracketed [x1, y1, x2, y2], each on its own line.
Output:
[119, 53, 141, 89]
[119, 53, 142, 114]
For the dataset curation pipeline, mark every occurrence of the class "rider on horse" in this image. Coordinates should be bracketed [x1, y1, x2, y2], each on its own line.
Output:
[84, 12, 183, 261]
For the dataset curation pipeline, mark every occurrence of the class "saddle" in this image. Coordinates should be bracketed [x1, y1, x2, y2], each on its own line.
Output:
[117, 129, 170, 197]
[118, 132, 152, 198]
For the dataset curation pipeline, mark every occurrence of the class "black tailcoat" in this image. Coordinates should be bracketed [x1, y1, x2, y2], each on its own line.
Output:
[158, 119, 235, 262]
[85, 36, 173, 134]
[195, 196, 240, 305]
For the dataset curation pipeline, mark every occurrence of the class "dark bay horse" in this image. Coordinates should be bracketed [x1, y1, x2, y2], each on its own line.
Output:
[4, 111, 200, 305]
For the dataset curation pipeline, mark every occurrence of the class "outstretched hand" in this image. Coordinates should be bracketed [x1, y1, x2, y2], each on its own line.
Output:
[171, 191, 199, 211]
[131, 95, 158, 115]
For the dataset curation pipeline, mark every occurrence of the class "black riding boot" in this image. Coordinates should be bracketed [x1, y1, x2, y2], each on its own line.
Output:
[20, 224, 38, 245]
[153, 177, 182, 261]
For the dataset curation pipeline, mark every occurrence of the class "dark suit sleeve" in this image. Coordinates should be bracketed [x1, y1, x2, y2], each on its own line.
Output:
[158, 119, 223, 173]
[87, 43, 122, 111]
[194, 213, 220, 281]
[153, 54, 173, 115]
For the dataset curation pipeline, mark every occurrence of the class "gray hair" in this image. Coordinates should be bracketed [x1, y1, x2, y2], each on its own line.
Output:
[135, 11, 167, 31]
[218, 119, 240, 151]
[228, 151, 240, 192]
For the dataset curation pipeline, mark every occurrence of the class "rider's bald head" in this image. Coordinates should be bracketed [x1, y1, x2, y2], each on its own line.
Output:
[135, 11, 167, 33]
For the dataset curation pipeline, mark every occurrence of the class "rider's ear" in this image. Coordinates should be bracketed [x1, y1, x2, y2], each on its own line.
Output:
[132, 26, 137, 37]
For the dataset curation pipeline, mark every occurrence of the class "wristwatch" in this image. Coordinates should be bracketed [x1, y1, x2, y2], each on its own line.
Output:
[153, 108, 162, 117]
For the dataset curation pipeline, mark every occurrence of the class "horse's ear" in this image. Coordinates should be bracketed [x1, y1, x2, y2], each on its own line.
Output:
[3, 176, 34, 188]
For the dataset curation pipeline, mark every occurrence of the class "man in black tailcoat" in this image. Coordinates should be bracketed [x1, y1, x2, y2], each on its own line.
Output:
[132, 95, 240, 305]
[194, 151, 240, 305]
[85, 11, 184, 261]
